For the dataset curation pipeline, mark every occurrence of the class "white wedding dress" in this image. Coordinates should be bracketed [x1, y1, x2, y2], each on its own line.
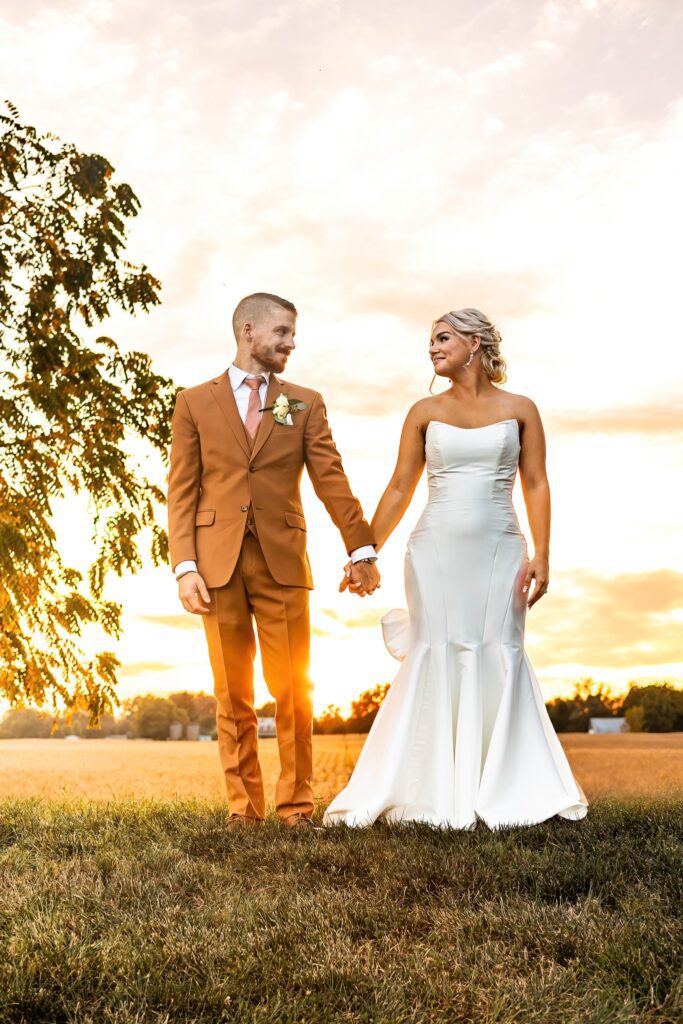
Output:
[324, 418, 588, 830]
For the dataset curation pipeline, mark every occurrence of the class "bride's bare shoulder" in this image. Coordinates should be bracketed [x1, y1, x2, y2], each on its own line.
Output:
[405, 395, 444, 429]
[509, 391, 541, 413]
[499, 390, 544, 429]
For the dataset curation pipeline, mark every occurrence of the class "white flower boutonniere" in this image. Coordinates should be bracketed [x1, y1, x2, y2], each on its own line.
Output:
[261, 393, 307, 425]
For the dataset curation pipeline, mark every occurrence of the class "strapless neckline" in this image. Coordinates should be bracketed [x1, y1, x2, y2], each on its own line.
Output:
[427, 418, 519, 433]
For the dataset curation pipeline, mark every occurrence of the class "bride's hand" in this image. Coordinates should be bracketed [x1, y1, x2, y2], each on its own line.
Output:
[339, 560, 381, 597]
[523, 555, 549, 608]
[338, 560, 353, 593]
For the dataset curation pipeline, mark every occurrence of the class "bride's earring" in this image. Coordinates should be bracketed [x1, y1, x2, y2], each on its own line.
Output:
[465, 352, 474, 367]
[429, 373, 437, 394]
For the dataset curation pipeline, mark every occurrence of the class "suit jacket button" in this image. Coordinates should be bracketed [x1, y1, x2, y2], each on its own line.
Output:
[240, 505, 248, 512]
[249, 466, 256, 472]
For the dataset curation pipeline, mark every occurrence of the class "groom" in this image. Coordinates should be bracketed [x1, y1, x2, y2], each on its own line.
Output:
[167, 292, 380, 828]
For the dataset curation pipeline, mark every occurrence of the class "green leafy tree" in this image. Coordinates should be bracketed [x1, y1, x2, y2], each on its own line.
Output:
[169, 690, 202, 721]
[126, 695, 187, 741]
[170, 690, 217, 736]
[573, 677, 621, 719]
[0, 103, 178, 721]
[624, 705, 645, 733]
[0, 707, 54, 738]
[545, 678, 622, 733]
[313, 703, 346, 735]
[622, 682, 683, 732]
[55, 710, 128, 738]
[0, 706, 127, 737]
[545, 696, 588, 733]
[349, 683, 390, 732]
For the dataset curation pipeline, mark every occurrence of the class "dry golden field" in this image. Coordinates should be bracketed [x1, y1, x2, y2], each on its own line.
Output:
[0, 732, 681, 804]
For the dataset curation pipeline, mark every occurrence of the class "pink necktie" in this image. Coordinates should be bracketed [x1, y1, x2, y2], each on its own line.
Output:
[244, 376, 264, 437]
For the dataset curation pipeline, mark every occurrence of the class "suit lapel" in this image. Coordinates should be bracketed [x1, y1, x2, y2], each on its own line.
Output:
[210, 370, 251, 459]
[250, 375, 284, 463]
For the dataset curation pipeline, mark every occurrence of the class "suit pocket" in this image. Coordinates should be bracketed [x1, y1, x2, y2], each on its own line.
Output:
[269, 425, 303, 442]
[195, 509, 216, 526]
[284, 511, 306, 531]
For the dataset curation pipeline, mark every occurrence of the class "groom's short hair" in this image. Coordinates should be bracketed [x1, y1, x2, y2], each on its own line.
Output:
[232, 292, 297, 340]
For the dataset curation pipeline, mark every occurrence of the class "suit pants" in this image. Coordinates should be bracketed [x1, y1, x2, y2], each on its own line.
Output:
[202, 531, 314, 819]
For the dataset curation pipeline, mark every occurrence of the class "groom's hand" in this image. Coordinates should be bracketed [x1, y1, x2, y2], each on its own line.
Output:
[339, 560, 380, 597]
[178, 571, 212, 615]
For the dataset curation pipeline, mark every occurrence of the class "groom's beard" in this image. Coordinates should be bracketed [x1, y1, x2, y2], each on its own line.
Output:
[258, 349, 291, 373]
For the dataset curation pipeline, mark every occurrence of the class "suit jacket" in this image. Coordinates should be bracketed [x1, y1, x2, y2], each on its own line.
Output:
[167, 370, 374, 589]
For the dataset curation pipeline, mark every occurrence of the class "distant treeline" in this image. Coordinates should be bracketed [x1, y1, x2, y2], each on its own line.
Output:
[545, 679, 683, 733]
[0, 692, 218, 741]
[315, 679, 683, 735]
[1, 680, 681, 739]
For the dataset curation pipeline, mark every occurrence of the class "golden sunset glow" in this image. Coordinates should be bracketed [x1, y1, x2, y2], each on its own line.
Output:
[3, 0, 682, 712]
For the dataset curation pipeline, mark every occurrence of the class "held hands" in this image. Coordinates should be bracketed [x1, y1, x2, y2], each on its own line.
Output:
[522, 555, 549, 609]
[339, 559, 381, 598]
[178, 571, 212, 614]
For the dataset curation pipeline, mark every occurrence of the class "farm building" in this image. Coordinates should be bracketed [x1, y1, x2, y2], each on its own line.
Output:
[589, 717, 629, 734]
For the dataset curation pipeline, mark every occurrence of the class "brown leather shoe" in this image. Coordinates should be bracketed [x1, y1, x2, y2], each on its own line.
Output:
[281, 812, 317, 829]
[227, 813, 264, 829]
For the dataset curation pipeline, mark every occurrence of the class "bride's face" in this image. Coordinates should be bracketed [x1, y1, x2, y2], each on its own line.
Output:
[429, 321, 473, 377]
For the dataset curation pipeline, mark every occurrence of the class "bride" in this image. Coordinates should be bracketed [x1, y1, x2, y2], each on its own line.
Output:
[324, 308, 588, 830]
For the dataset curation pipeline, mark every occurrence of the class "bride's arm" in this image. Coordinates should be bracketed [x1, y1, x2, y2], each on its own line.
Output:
[371, 405, 427, 553]
[518, 399, 550, 608]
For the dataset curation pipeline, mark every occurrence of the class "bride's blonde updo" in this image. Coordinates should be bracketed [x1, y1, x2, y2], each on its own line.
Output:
[435, 308, 507, 384]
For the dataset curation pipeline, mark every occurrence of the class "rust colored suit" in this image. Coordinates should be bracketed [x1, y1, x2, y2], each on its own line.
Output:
[167, 370, 374, 818]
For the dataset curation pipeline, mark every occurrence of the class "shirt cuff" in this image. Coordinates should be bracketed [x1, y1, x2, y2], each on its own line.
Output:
[349, 545, 377, 563]
[174, 560, 197, 578]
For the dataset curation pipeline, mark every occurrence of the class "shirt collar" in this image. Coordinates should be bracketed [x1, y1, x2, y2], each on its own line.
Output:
[229, 363, 270, 391]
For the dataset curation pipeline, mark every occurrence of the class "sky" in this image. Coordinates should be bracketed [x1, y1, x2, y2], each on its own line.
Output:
[2, 0, 682, 712]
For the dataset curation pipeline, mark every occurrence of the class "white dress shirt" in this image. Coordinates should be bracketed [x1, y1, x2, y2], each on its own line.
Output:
[228, 362, 270, 423]
[174, 364, 376, 578]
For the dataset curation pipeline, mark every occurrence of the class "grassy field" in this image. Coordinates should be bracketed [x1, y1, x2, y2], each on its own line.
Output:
[0, 797, 681, 1023]
[1, 736, 681, 1022]
[1, 732, 682, 803]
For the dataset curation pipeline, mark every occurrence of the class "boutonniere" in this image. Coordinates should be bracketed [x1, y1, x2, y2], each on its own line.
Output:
[261, 393, 307, 425]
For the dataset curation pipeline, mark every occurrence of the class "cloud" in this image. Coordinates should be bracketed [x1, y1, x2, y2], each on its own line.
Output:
[536, 0, 620, 39]
[344, 270, 551, 329]
[321, 607, 392, 631]
[527, 570, 683, 669]
[480, 52, 525, 76]
[547, 402, 683, 434]
[118, 661, 178, 677]
[137, 614, 202, 631]
[6, 0, 682, 402]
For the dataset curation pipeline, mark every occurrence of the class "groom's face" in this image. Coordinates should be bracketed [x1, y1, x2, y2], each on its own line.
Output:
[248, 309, 297, 373]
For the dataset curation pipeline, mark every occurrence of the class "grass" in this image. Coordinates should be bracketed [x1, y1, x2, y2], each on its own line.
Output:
[0, 796, 681, 1023]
